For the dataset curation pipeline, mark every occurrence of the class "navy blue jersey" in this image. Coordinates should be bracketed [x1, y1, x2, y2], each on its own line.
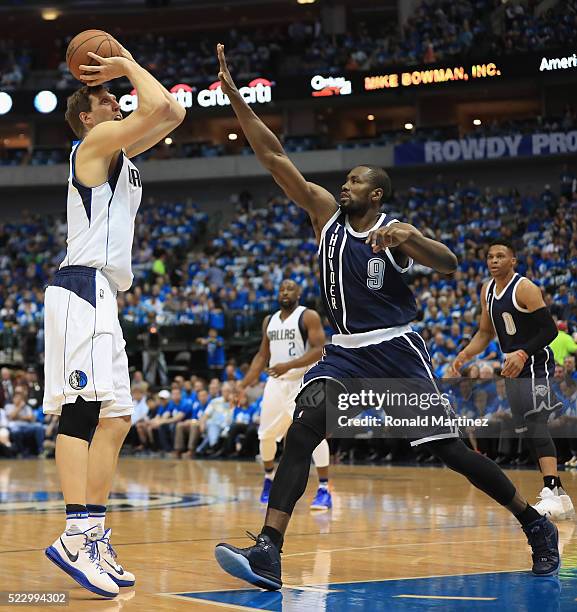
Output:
[318, 210, 417, 334]
[487, 273, 551, 366]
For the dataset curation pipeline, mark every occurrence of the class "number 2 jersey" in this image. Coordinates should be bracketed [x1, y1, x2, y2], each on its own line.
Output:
[266, 305, 308, 380]
[61, 141, 142, 292]
[319, 210, 416, 335]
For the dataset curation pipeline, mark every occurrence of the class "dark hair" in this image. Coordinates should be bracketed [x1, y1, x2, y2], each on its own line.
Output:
[65, 85, 108, 138]
[488, 238, 515, 255]
[280, 278, 300, 290]
[359, 165, 392, 201]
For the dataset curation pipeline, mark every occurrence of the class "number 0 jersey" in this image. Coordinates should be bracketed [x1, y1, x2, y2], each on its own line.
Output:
[318, 210, 416, 335]
[60, 141, 142, 292]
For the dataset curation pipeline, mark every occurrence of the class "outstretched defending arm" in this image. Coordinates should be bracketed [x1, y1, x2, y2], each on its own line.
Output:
[216, 44, 337, 241]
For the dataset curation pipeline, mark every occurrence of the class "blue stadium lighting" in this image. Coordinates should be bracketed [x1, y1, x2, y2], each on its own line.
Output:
[34, 90, 57, 114]
[0, 92, 13, 115]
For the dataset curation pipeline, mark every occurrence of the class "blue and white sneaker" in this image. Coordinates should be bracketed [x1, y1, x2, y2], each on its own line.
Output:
[94, 527, 136, 587]
[260, 478, 273, 504]
[215, 531, 282, 591]
[522, 515, 561, 576]
[45, 528, 119, 598]
[310, 487, 332, 511]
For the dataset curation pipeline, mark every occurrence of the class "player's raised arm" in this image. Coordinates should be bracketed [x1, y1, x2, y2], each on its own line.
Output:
[78, 46, 185, 158]
[267, 310, 325, 377]
[451, 282, 496, 375]
[240, 316, 272, 388]
[217, 44, 337, 240]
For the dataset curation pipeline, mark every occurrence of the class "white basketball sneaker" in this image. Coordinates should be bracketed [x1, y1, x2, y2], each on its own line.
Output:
[534, 487, 567, 521]
[559, 491, 576, 520]
[94, 527, 136, 587]
[45, 528, 119, 598]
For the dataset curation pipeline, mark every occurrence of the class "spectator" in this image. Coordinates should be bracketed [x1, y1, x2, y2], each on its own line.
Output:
[6, 391, 44, 456]
[197, 328, 226, 378]
[550, 321, 577, 366]
[196, 382, 234, 456]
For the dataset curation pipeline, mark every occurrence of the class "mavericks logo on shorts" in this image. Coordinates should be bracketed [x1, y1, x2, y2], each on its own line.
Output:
[69, 370, 88, 390]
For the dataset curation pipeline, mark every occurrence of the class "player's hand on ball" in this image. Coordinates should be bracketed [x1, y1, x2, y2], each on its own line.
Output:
[266, 363, 291, 378]
[79, 52, 132, 85]
[217, 43, 238, 94]
[116, 42, 135, 62]
[501, 350, 528, 378]
[366, 223, 415, 253]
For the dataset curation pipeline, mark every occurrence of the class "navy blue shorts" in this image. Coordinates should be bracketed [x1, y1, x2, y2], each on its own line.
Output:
[505, 346, 561, 433]
[301, 331, 459, 446]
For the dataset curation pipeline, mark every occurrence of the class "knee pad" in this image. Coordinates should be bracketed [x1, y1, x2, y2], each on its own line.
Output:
[58, 398, 100, 442]
[294, 378, 344, 438]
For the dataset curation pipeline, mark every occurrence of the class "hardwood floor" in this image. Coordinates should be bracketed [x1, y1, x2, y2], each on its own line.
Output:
[1, 458, 576, 610]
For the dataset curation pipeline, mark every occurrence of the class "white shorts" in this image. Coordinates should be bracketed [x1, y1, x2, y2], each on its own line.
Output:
[258, 376, 302, 441]
[43, 266, 133, 418]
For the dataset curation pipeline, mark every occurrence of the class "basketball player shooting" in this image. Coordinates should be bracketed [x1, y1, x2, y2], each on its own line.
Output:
[452, 239, 574, 521]
[43, 41, 185, 597]
[240, 279, 331, 510]
[213, 44, 560, 589]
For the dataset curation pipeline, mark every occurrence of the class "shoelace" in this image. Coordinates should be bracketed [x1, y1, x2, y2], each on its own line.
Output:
[526, 524, 554, 558]
[246, 530, 282, 553]
[83, 536, 108, 575]
[100, 535, 118, 561]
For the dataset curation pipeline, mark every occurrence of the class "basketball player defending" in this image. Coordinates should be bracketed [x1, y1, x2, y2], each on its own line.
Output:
[452, 239, 574, 521]
[43, 45, 185, 597]
[213, 44, 559, 589]
[241, 279, 331, 510]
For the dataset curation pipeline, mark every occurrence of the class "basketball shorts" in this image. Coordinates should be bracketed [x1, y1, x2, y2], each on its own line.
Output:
[43, 265, 133, 418]
[505, 347, 561, 434]
[300, 327, 459, 446]
[259, 376, 302, 442]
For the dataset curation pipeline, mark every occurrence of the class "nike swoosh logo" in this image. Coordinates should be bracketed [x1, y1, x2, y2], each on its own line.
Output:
[59, 537, 79, 563]
[103, 558, 123, 575]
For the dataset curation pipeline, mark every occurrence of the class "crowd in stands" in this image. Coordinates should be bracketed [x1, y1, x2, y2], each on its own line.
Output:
[0, 167, 576, 461]
[0, 171, 576, 364]
[1, 0, 574, 93]
[1, 109, 575, 167]
[2, 356, 577, 467]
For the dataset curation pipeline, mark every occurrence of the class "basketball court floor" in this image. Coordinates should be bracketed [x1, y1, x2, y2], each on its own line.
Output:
[1, 458, 576, 611]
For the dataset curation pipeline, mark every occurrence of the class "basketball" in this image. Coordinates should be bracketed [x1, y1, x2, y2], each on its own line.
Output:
[66, 30, 122, 81]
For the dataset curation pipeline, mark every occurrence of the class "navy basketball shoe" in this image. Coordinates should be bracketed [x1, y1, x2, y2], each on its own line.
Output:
[214, 531, 282, 590]
[522, 516, 560, 576]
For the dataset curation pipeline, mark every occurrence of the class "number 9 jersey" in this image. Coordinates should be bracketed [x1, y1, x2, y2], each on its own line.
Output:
[318, 210, 416, 335]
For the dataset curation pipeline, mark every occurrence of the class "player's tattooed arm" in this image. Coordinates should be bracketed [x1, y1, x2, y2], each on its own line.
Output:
[267, 310, 325, 377]
[451, 282, 496, 376]
[240, 315, 272, 388]
[366, 222, 458, 274]
[216, 44, 337, 240]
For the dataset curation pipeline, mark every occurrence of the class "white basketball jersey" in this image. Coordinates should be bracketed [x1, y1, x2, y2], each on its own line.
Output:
[267, 305, 308, 380]
[61, 142, 142, 291]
